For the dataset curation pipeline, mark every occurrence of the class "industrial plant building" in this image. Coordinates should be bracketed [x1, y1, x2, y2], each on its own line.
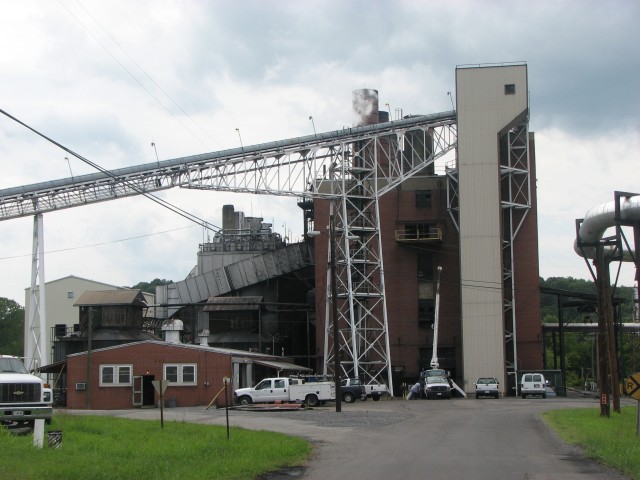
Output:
[15, 63, 545, 404]
[155, 63, 542, 396]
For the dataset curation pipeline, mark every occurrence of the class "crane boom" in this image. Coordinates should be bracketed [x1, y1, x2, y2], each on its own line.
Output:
[430, 266, 443, 369]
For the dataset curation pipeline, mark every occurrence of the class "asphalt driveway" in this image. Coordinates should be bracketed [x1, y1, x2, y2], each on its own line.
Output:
[65, 394, 632, 479]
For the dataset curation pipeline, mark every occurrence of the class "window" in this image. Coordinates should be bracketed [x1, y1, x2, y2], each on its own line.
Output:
[417, 252, 433, 281]
[504, 84, 516, 95]
[415, 190, 432, 208]
[164, 364, 197, 385]
[103, 307, 128, 327]
[255, 379, 271, 390]
[418, 299, 435, 327]
[274, 379, 285, 389]
[67, 291, 74, 299]
[100, 365, 132, 386]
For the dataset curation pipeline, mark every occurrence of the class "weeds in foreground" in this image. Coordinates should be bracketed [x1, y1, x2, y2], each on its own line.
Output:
[0, 413, 311, 480]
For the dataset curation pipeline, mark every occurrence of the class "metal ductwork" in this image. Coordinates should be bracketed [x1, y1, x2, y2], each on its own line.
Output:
[575, 193, 640, 261]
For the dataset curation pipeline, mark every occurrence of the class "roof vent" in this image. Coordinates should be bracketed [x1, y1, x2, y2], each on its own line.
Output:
[161, 319, 184, 344]
[198, 329, 210, 347]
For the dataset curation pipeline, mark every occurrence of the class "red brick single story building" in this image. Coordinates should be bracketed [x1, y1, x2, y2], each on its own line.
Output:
[64, 341, 311, 409]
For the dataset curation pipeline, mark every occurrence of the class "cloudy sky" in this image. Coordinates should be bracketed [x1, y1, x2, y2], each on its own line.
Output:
[0, 0, 638, 305]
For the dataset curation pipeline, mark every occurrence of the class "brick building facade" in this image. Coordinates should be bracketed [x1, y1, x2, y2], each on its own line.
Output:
[65, 341, 308, 409]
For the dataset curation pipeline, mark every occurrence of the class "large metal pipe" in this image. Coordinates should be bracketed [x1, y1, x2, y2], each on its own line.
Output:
[575, 194, 640, 260]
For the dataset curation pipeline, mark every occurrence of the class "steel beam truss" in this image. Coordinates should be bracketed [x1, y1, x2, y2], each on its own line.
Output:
[1, 113, 456, 382]
[0, 113, 455, 220]
[26, 214, 47, 372]
[500, 121, 531, 389]
[319, 121, 456, 392]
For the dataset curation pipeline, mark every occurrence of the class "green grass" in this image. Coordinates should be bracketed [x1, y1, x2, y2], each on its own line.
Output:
[543, 406, 640, 479]
[0, 413, 312, 480]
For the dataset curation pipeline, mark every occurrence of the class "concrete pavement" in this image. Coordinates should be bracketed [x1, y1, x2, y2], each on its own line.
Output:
[64, 395, 633, 479]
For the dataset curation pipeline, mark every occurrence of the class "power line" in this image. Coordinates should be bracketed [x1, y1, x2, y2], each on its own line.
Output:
[57, 0, 217, 151]
[74, 1, 223, 151]
[0, 108, 221, 233]
[0, 225, 196, 261]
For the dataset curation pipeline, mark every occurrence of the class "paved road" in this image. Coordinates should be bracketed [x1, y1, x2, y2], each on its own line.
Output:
[66, 395, 632, 480]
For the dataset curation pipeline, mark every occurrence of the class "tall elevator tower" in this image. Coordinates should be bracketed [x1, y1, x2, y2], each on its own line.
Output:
[455, 63, 540, 393]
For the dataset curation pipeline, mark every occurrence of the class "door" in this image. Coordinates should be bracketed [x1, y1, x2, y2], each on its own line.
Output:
[272, 378, 289, 402]
[252, 379, 275, 402]
[142, 375, 155, 407]
[132, 376, 143, 407]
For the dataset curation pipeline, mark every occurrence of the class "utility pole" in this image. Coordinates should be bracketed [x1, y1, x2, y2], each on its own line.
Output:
[329, 213, 342, 412]
[603, 261, 620, 413]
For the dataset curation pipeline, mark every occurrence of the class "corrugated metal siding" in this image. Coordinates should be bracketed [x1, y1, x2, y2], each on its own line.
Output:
[176, 281, 192, 304]
[157, 243, 313, 315]
[195, 275, 209, 299]
[226, 262, 248, 288]
[262, 253, 278, 278]
[214, 268, 231, 292]
[203, 271, 220, 297]
[251, 255, 270, 283]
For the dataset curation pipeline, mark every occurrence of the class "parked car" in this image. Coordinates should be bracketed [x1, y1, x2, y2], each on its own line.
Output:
[424, 376, 451, 399]
[520, 373, 547, 399]
[474, 377, 500, 399]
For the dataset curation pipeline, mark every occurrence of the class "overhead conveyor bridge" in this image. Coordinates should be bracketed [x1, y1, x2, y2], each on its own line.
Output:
[0, 111, 456, 220]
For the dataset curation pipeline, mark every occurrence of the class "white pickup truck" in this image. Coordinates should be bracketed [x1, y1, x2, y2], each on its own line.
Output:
[234, 377, 335, 407]
[0, 355, 53, 430]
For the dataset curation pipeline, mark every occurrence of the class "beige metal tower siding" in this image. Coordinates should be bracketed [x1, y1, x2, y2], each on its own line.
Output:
[456, 64, 528, 392]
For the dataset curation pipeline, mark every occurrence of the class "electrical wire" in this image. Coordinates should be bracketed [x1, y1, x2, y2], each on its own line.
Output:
[0, 108, 221, 233]
[0, 225, 196, 260]
[57, 0, 217, 151]
[70, 0, 222, 150]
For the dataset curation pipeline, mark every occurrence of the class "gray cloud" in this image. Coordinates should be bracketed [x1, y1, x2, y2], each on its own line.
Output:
[0, 0, 638, 303]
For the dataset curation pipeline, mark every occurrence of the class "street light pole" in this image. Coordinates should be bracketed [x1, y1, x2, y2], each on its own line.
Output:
[329, 213, 342, 412]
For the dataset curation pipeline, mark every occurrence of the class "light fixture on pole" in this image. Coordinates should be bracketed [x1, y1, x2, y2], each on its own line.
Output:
[309, 115, 316, 137]
[64, 157, 74, 180]
[235, 128, 243, 150]
[265, 332, 279, 355]
[151, 142, 160, 166]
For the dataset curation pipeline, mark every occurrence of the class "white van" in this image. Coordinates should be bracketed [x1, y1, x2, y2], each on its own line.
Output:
[520, 373, 547, 399]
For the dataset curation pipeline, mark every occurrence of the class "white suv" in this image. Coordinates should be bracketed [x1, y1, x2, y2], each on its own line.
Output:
[520, 373, 547, 399]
